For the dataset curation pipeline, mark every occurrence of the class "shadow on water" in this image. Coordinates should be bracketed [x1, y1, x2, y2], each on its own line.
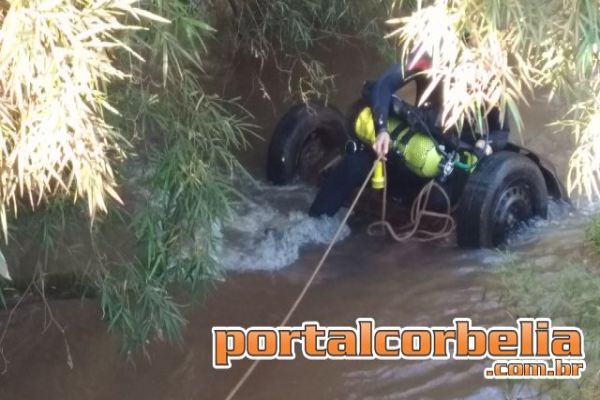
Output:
[0, 41, 589, 400]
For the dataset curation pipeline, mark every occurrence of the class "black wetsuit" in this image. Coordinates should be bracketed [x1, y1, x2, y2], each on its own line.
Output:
[309, 64, 509, 218]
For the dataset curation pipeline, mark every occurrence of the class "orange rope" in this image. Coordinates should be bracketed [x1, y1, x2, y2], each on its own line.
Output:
[224, 160, 380, 400]
[224, 160, 456, 400]
[367, 163, 456, 242]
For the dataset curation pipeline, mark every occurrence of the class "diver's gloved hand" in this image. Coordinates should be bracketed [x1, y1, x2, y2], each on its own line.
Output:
[475, 139, 493, 156]
[373, 130, 391, 159]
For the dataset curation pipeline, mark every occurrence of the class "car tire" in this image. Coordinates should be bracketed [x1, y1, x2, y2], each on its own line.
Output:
[456, 151, 548, 248]
[267, 103, 349, 185]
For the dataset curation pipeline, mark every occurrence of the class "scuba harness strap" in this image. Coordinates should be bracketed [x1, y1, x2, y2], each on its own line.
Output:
[356, 82, 485, 179]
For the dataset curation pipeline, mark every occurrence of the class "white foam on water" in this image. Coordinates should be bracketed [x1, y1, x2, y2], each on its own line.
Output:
[214, 185, 594, 272]
[454, 199, 581, 268]
[216, 182, 351, 271]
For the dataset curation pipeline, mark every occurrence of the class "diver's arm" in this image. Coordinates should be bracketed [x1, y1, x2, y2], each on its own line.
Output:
[370, 64, 405, 135]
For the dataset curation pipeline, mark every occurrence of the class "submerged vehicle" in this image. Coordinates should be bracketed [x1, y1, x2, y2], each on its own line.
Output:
[266, 83, 569, 249]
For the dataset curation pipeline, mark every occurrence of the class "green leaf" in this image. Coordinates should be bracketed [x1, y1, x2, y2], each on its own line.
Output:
[0, 249, 10, 281]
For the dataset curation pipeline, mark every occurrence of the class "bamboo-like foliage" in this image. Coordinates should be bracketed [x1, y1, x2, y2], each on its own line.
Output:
[0, 0, 169, 235]
[1, 0, 405, 355]
[0, 0, 252, 353]
[388, 0, 600, 201]
[95, 1, 254, 354]
[97, 0, 422, 355]
[560, 87, 600, 201]
[387, 0, 534, 133]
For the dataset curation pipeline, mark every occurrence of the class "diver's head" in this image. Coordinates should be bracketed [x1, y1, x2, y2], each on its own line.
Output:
[406, 50, 442, 112]
[406, 50, 432, 73]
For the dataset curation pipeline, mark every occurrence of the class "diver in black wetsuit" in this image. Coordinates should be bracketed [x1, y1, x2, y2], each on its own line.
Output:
[309, 59, 510, 218]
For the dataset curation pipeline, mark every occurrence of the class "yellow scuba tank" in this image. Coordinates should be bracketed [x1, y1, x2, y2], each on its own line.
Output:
[354, 107, 443, 179]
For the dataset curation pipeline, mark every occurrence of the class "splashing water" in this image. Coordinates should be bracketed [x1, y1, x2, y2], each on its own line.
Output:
[216, 182, 351, 271]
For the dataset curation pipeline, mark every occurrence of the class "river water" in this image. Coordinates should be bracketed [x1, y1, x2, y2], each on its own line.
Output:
[0, 44, 592, 400]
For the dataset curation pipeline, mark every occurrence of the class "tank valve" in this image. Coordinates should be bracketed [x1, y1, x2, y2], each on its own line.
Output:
[371, 160, 386, 190]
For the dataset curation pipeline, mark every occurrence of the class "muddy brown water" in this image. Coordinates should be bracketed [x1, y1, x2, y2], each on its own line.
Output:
[0, 43, 590, 400]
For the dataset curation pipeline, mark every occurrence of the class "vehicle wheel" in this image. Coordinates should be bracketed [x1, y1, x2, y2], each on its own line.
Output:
[456, 152, 548, 248]
[267, 103, 349, 185]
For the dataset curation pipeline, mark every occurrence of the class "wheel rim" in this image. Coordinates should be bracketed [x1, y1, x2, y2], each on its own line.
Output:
[297, 129, 342, 184]
[491, 181, 534, 245]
